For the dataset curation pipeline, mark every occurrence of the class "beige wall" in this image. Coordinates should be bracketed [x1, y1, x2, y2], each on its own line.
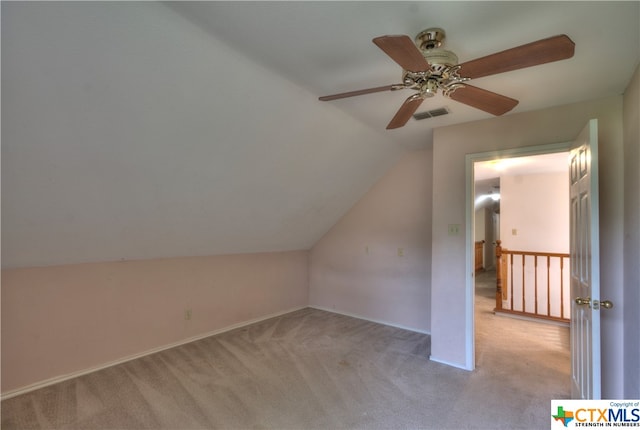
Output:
[309, 149, 432, 333]
[500, 171, 569, 253]
[1, 250, 309, 394]
[623, 64, 640, 398]
[432, 96, 625, 396]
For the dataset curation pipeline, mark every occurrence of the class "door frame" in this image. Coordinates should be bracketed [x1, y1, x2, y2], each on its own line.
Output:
[464, 141, 571, 369]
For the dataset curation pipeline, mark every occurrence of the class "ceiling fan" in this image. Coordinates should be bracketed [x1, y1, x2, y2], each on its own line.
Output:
[319, 28, 575, 129]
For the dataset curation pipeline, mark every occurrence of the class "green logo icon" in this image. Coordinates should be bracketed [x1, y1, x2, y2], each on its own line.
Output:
[553, 406, 575, 427]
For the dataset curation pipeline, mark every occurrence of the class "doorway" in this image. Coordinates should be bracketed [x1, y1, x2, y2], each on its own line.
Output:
[474, 152, 571, 321]
[470, 149, 572, 401]
[464, 142, 572, 370]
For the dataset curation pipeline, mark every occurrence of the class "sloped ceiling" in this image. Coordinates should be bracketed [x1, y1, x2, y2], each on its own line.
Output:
[2, 2, 639, 268]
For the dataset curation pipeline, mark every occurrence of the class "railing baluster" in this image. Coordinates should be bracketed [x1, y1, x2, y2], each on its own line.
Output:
[547, 255, 551, 317]
[521, 255, 525, 312]
[492, 248, 569, 323]
[534, 255, 538, 315]
[495, 240, 503, 313]
[510, 253, 514, 312]
[560, 257, 565, 319]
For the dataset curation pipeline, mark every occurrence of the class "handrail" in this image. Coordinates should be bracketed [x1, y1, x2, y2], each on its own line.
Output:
[495, 240, 570, 323]
[498, 249, 569, 258]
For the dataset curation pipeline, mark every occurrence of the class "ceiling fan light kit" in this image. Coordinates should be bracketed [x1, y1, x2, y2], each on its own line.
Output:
[319, 28, 575, 130]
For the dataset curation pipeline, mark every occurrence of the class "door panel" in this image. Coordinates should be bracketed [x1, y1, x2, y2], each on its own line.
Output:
[570, 119, 600, 399]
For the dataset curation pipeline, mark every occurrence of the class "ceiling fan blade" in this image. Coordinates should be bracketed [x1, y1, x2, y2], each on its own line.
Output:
[386, 94, 424, 129]
[318, 84, 396, 101]
[448, 85, 518, 116]
[458, 35, 575, 79]
[373, 35, 431, 72]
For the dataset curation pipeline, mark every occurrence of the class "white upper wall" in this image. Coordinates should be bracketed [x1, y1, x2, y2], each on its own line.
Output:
[500, 171, 569, 253]
[1, 2, 403, 268]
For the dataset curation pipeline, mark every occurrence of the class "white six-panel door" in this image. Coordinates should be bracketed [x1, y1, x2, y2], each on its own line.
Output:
[570, 119, 601, 399]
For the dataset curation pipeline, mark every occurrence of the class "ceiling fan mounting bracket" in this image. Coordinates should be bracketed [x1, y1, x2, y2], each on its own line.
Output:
[415, 28, 446, 51]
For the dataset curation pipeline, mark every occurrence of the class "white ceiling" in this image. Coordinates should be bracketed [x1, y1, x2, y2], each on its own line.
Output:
[169, 1, 640, 148]
[474, 152, 570, 209]
[2, 2, 639, 268]
[475, 152, 570, 181]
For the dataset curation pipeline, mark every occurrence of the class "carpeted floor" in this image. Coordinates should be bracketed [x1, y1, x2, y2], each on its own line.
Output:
[2, 273, 570, 429]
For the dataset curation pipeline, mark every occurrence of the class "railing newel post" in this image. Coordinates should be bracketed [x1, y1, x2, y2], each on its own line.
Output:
[495, 240, 503, 313]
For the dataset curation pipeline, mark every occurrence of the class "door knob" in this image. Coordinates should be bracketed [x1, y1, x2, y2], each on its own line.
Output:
[575, 297, 614, 309]
[575, 297, 591, 306]
[599, 300, 614, 309]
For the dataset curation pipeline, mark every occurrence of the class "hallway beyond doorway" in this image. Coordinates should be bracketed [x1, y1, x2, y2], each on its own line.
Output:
[475, 269, 570, 397]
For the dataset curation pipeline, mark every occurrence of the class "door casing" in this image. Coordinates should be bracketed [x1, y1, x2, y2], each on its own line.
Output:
[464, 141, 571, 370]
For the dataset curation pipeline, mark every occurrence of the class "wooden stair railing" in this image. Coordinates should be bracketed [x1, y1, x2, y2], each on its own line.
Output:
[495, 240, 570, 323]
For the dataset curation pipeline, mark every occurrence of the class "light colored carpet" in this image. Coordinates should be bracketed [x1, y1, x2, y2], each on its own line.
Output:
[2, 273, 570, 429]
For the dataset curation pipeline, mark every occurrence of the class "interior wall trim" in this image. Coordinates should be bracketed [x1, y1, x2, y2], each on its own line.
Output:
[0, 306, 307, 401]
[308, 305, 430, 335]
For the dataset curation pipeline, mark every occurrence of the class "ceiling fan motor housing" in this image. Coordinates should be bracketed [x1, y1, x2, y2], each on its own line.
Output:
[403, 27, 467, 98]
[403, 28, 464, 98]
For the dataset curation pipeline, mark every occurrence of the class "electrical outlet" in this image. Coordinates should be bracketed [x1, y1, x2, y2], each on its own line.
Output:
[184, 309, 192, 321]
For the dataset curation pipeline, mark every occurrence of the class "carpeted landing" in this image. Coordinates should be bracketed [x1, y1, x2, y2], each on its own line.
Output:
[2, 276, 570, 429]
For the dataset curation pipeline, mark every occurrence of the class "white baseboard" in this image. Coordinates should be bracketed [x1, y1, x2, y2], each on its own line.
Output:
[494, 310, 570, 327]
[308, 305, 430, 335]
[429, 355, 473, 371]
[1, 306, 307, 401]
